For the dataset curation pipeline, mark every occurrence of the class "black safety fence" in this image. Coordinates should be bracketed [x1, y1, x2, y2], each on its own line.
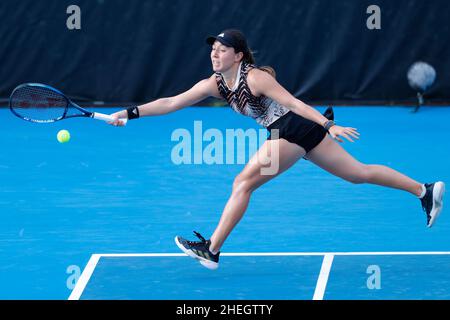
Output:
[1, 0, 449, 105]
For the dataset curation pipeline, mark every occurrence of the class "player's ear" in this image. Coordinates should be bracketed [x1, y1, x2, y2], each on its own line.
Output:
[235, 51, 244, 62]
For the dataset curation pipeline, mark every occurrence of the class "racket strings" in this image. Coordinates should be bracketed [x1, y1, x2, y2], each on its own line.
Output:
[10, 86, 68, 122]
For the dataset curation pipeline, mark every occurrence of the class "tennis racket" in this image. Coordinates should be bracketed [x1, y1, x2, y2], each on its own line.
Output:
[9, 83, 127, 125]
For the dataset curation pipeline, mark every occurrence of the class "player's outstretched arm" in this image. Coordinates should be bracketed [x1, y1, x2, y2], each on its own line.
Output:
[109, 74, 220, 126]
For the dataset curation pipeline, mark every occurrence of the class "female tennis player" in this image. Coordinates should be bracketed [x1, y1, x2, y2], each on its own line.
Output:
[109, 29, 445, 270]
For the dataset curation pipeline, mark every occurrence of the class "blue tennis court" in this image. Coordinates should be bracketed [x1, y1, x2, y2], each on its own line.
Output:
[0, 106, 449, 300]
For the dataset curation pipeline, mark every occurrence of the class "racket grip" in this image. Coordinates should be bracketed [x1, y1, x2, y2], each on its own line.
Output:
[92, 112, 128, 125]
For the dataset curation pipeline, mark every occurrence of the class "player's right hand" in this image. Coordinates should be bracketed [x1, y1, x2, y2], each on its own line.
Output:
[108, 112, 127, 127]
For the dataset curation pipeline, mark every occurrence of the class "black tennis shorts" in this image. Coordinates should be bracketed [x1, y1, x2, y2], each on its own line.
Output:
[267, 111, 327, 153]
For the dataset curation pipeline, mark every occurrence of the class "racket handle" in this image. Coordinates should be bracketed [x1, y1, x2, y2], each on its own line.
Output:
[92, 112, 128, 125]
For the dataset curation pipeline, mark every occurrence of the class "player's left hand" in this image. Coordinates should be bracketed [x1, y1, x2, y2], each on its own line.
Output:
[328, 125, 360, 142]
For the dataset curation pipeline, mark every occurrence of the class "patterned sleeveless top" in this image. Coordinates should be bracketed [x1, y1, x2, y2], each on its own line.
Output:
[215, 62, 290, 128]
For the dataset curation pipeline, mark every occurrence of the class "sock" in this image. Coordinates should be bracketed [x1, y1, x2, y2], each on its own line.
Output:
[418, 184, 426, 199]
[207, 240, 218, 255]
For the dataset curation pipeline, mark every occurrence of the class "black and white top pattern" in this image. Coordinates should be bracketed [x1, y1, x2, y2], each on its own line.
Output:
[215, 62, 289, 128]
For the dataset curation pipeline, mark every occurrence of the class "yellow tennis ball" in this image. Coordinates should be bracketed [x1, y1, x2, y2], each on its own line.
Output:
[57, 130, 70, 143]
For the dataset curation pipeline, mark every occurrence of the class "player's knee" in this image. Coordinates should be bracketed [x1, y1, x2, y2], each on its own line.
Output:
[232, 174, 243, 191]
[347, 165, 370, 184]
[233, 174, 255, 194]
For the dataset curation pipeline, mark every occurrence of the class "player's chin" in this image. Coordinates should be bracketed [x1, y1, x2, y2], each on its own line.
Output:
[212, 64, 222, 72]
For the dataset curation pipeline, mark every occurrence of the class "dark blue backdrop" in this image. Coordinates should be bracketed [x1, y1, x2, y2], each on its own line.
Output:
[1, 0, 449, 105]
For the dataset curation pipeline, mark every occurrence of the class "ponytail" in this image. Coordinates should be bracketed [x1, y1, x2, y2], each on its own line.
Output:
[258, 66, 276, 78]
[241, 47, 276, 78]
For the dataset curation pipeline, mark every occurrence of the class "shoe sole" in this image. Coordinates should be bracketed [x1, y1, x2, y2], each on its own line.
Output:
[174, 236, 219, 270]
[428, 181, 445, 228]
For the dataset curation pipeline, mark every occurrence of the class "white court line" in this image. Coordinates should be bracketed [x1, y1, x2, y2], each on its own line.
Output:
[68, 251, 450, 300]
[98, 251, 450, 257]
[313, 254, 334, 300]
[68, 254, 101, 300]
